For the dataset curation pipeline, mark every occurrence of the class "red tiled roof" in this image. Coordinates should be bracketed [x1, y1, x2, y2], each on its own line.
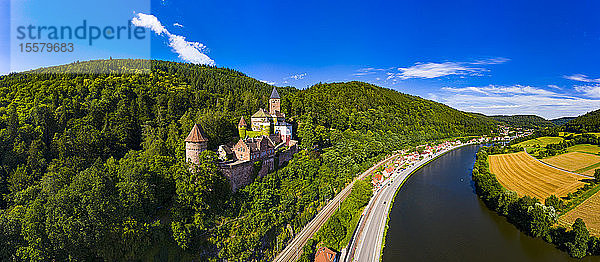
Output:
[185, 124, 209, 142]
[373, 173, 383, 183]
[314, 247, 336, 262]
[238, 116, 247, 127]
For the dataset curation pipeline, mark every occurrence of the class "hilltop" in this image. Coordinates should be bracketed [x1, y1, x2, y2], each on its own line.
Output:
[292, 81, 496, 143]
[563, 109, 600, 133]
[550, 116, 576, 126]
[490, 115, 555, 129]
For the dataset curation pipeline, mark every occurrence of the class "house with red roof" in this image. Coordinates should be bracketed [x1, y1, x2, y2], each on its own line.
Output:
[314, 246, 337, 262]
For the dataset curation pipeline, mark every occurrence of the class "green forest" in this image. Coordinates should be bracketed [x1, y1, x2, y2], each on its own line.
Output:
[0, 59, 497, 261]
[563, 109, 600, 133]
[490, 115, 555, 129]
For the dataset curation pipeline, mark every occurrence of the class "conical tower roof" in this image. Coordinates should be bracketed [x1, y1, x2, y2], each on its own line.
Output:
[238, 116, 247, 128]
[270, 87, 280, 99]
[185, 124, 209, 142]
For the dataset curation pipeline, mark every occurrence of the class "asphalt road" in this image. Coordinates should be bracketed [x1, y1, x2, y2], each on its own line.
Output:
[272, 154, 399, 262]
[348, 145, 464, 262]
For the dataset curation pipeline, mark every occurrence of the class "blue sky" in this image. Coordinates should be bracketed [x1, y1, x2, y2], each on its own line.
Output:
[2, 0, 600, 119]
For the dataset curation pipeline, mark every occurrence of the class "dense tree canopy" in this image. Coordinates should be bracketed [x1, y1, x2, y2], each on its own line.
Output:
[490, 115, 555, 129]
[563, 109, 600, 133]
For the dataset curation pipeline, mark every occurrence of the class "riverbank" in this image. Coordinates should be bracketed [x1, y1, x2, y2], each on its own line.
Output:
[382, 145, 597, 261]
[473, 146, 600, 259]
[347, 142, 473, 261]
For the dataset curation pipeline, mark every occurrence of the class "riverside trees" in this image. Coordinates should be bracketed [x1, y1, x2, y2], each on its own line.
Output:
[473, 146, 599, 258]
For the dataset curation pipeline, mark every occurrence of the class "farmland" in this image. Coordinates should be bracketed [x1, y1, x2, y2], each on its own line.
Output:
[542, 152, 600, 174]
[513, 136, 564, 148]
[560, 189, 600, 236]
[566, 144, 600, 154]
[488, 152, 585, 200]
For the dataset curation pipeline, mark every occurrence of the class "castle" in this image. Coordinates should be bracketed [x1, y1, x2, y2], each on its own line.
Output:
[185, 87, 298, 191]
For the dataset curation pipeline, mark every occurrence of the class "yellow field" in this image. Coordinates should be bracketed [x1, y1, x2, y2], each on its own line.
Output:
[567, 144, 600, 155]
[542, 152, 600, 173]
[560, 190, 600, 236]
[489, 152, 585, 200]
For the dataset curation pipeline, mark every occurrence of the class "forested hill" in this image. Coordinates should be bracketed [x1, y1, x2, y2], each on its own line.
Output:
[290, 81, 496, 143]
[0, 59, 495, 261]
[490, 115, 555, 129]
[550, 116, 576, 126]
[563, 109, 600, 133]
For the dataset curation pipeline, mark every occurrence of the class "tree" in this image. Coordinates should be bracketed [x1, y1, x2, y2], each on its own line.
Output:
[544, 195, 564, 211]
[595, 169, 600, 182]
[566, 218, 590, 258]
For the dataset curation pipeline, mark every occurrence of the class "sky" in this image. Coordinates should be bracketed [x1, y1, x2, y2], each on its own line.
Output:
[2, 0, 600, 119]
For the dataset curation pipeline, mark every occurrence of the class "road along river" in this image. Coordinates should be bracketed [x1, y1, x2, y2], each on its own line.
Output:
[382, 145, 600, 262]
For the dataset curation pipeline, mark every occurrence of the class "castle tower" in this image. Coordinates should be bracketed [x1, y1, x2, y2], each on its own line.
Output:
[185, 123, 209, 166]
[269, 87, 281, 115]
[238, 116, 247, 138]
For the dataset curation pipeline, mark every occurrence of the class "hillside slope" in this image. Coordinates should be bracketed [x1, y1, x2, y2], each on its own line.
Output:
[490, 115, 554, 129]
[563, 109, 600, 133]
[291, 81, 496, 143]
[551, 116, 576, 126]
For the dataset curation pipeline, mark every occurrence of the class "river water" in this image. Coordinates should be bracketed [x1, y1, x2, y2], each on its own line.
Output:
[382, 145, 600, 262]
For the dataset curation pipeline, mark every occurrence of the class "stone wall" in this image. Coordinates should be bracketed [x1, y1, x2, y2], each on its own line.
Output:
[219, 145, 297, 192]
[277, 144, 298, 166]
[219, 161, 254, 192]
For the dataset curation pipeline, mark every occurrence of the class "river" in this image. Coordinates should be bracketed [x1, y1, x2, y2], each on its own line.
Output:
[382, 145, 600, 261]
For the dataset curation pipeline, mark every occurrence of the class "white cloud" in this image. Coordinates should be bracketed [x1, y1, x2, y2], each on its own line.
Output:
[442, 85, 557, 96]
[288, 73, 307, 80]
[437, 84, 600, 119]
[547, 84, 561, 90]
[353, 67, 386, 76]
[132, 13, 214, 65]
[564, 74, 600, 83]
[173, 23, 184, 28]
[575, 85, 600, 98]
[393, 62, 484, 80]
[132, 13, 167, 35]
[470, 57, 510, 65]
[356, 57, 508, 81]
[259, 79, 276, 85]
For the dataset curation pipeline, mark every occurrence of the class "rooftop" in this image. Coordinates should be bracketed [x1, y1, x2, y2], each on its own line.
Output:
[185, 124, 209, 142]
[270, 87, 280, 99]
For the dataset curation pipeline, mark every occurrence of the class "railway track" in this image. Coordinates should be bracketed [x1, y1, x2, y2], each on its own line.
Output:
[272, 154, 398, 262]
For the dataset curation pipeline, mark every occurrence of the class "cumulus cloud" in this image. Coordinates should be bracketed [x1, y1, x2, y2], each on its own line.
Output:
[132, 13, 214, 65]
[564, 74, 600, 83]
[437, 84, 600, 119]
[173, 23, 184, 28]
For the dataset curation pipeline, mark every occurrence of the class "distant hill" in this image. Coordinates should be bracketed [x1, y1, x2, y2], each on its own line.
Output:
[490, 115, 555, 129]
[290, 81, 497, 142]
[550, 117, 576, 126]
[563, 109, 600, 133]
